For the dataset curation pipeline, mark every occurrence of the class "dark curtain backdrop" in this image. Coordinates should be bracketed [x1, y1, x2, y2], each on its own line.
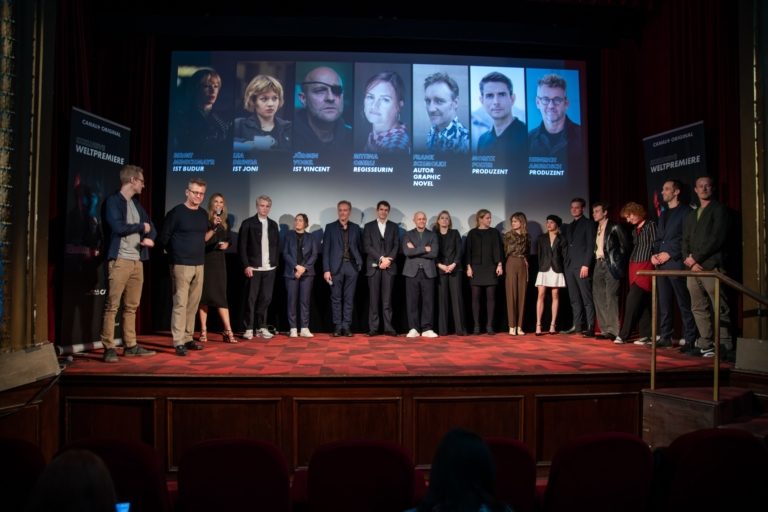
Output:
[49, 0, 742, 341]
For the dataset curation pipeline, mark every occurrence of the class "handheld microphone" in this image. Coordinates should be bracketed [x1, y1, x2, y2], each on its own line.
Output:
[214, 208, 223, 230]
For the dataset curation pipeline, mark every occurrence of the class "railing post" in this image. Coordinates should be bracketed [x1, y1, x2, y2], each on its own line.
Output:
[713, 277, 720, 401]
[650, 275, 657, 390]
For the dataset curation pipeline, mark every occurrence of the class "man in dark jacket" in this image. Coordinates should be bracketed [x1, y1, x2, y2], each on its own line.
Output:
[651, 179, 697, 348]
[682, 176, 731, 356]
[363, 200, 400, 336]
[562, 198, 597, 336]
[591, 201, 629, 341]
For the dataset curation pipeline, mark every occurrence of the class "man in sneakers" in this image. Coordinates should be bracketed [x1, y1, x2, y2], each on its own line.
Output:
[591, 201, 629, 342]
[100, 165, 157, 362]
[159, 178, 211, 356]
[683, 176, 732, 357]
[402, 211, 439, 338]
[238, 195, 279, 341]
[651, 179, 698, 349]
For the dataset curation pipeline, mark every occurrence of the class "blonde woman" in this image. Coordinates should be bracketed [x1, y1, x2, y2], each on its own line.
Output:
[197, 193, 235, 343]
[465, 209, 503, 335]
[504, 212, 530, 335]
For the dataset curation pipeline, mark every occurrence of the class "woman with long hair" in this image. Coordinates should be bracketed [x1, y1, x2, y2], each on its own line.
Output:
[197, 193, 236, 343]
[534, 215, 567, 335]
[361, 70, 410, 154]
[503, 212, 530, 335]
[434, 210, 466, 336]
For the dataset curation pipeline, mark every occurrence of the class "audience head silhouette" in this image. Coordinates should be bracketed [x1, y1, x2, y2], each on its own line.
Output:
[26, 449, 117, 512]
[417, 428, 509, 512]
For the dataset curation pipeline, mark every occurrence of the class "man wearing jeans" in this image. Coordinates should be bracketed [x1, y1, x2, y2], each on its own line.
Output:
[100, 165, 157, 362]
[160, 178, 212, 356]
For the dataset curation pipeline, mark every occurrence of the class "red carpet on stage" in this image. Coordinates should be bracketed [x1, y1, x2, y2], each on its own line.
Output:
[62, 332, 720, 377]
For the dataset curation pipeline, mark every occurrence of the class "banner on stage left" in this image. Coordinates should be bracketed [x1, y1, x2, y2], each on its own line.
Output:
[59, 108, 131, 346]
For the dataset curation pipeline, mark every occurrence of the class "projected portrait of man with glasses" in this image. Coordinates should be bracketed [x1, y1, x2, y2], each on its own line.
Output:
[293, 63, 353, 152]
[528, 72, 583, 166]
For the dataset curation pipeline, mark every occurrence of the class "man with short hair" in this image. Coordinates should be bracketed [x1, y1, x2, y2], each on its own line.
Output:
[238, 195, 279, 340]
[323, 200, 363, 336]
[100, 165, 157, 363]
[160, 178, 213, 356]
[424, 72, 469, 154]
[651, 179, 697, 348]
[591, 201, 628, 341]
[476, 71, 527, 160]
[294, 65, 352, 151]
[363, 200, 400, 336]
[683, 176, 731, 356]
[562, 197, 597, 336]
[402, 211, 439, 338]
[528, 73, 582, 162]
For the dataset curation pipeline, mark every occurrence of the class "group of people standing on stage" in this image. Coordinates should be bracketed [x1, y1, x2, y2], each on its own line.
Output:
[99, 165, 731, 362]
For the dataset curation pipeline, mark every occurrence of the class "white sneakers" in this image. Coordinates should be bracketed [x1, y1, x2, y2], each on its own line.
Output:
[243, 329, 254, 340]
[289, 328, 298, 338]
[406, 329, 438, 338]
[300, 328, 314, 338]
[256, 328, 274, 339]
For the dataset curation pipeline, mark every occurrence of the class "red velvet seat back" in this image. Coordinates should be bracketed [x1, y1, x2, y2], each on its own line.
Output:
[177, 437, 290, 512]
[543, 431, 653, 512]
[307, 439, 415, 512]
[0, 437, 47, 512]
[485, 437, 536, 512]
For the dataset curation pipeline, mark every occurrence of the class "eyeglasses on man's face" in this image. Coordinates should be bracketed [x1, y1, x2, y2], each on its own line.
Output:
[187, 189, 205, 197]
[133, 176, 145, 184]
[302, 81, 343, 97]
[537, 96, 566, 106]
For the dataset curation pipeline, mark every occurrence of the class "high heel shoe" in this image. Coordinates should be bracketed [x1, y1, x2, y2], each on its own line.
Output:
[222, 330, 237, 344]
[549, 323, 558, 335]
[198, 330, 207, 343]
[535, 324, 544, 336]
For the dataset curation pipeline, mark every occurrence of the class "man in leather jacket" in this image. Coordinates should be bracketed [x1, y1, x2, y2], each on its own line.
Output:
[591, 202, 629, 340]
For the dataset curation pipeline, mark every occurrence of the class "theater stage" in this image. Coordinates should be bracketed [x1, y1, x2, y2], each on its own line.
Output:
[58, 332, 725, 476]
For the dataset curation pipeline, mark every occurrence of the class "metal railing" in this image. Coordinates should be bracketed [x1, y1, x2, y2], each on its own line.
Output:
[637, 269, 768, 401]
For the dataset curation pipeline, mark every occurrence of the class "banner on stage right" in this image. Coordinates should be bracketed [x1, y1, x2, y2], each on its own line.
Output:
[642, 121, 707, 221]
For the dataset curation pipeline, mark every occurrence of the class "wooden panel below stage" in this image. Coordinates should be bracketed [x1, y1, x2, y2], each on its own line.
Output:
[59, 369, 717, 475]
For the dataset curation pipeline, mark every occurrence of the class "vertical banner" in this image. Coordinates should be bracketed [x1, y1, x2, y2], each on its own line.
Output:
[643, 121, 707, 220]
[59, 108, 130, 346]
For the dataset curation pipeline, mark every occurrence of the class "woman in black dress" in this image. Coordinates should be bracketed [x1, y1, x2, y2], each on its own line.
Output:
[434, 210, 466, 336]
[465, 209, 503, 335]
[197, 193, 235, 343]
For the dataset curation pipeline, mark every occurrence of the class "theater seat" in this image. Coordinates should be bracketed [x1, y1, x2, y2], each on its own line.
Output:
[307, 439, 416, 512]
[656, 427, 768, 512]
[542, 431, 653, 512]
[177, 438, 290, 512]
[485, 437, 536, 512]
[63, 437, 170, 512]
[0, 437, 47, 512]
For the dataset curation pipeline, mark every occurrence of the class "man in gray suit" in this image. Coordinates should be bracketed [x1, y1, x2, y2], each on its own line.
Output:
[402, 211, 439, 338]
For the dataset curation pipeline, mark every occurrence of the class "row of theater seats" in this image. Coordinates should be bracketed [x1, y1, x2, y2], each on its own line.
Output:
[3, 428, 768, 512]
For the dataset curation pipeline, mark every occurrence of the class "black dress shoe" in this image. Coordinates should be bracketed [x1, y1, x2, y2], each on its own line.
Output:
[486, 328, 495, 335]
[582, 329, 595, 338]
[472, 327, 481, 335]
[342, 328, 353, 337]
[184, 340, 204, 350]
[332, 329, 342, 337]
[383, 330, 398, 337]
[175, 345, 188, 356]
[456, 331, 467, 336]
[366, 330, 378, 337]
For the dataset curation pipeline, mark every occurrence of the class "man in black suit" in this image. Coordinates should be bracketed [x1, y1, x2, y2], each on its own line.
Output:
[363, 200, 400, 336]
[238, 195, 279, 340]
[562, 197, 597, 336]
[402, 211, 439, 338]
[323, 200, 363, 336]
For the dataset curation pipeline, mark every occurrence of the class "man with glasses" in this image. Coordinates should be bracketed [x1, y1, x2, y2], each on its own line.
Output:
[100, 165, 157, 362]
[160, 178, 216, 356]
[528, 73, 582, 165]
[294, 65, 352, 152]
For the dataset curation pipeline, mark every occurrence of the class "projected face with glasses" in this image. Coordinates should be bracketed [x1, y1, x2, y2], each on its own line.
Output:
[299, 67, 345, 124]
[535, 82, 570, 132]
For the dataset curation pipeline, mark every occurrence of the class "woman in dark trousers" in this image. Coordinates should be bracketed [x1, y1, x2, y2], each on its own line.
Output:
[434, 210, 466, 336]
[282, 213, 320, 337]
